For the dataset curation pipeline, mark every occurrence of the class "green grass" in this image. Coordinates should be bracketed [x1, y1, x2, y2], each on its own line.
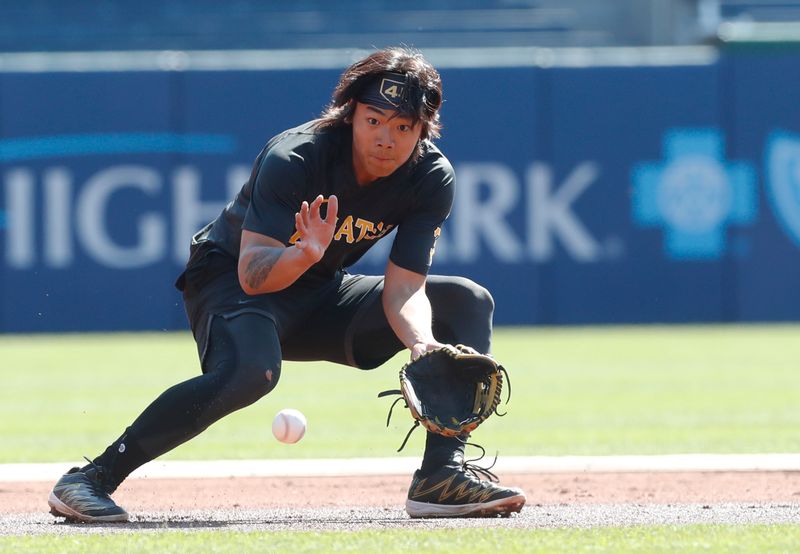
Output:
[1, 325, 799, 463]
[2, 524, 799, 553]
[2, 326, 799, 551]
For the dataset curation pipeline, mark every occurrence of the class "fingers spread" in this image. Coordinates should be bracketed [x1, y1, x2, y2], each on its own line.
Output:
[325, 195, 339, 225]
[295, 211, 306, 236]
[300, 200, 311, 229]
[309, 195, 324, 221]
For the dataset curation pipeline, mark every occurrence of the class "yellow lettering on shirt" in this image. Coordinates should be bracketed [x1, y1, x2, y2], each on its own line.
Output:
[287, 213, 394, 246]
[333, 215, 355, 244]
[354, 218, 375, 242]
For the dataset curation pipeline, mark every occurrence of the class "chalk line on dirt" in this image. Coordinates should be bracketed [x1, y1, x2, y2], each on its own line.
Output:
[3, 453, 800, 483]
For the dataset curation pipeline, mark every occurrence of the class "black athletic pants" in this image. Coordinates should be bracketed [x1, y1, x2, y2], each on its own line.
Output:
[93, 252, 495, 489]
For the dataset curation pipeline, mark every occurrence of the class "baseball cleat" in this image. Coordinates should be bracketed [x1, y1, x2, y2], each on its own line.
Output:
[405, 463, 526, 518]
[48, 462, 128, 523]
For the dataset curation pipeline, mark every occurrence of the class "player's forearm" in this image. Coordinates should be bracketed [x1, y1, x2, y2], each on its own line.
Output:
[383, 286, 437, 350]
[238, 245, 316, 294]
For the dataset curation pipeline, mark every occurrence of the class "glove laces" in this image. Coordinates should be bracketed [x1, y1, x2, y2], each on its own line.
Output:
[495, 365, 512, 416]
[377, 389, 421, 452]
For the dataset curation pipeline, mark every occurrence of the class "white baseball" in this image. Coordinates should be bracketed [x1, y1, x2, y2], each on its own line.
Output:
[272, 408, 307, 444]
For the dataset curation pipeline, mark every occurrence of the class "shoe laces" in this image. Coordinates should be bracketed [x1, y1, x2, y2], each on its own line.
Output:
[82, 457, 113, 497]
[460, 442, 499, 483]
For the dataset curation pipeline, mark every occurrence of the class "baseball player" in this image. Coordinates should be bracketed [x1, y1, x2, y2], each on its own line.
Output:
[48, 47, 527, 522]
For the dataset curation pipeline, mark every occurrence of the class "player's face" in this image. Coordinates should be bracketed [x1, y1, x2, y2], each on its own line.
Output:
[351, 102, 422, 185]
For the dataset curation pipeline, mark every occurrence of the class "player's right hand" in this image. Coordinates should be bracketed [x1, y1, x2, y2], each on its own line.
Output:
[294, 195, 339, 263]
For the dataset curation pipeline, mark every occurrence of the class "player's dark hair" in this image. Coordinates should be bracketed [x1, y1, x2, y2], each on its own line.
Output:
[317, 47, 443, 145]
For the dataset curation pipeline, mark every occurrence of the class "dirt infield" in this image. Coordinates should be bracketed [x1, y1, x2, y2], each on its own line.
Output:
[2, 470, 800, 533]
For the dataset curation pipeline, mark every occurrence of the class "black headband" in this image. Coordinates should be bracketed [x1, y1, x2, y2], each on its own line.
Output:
[357, 72, 412, 111]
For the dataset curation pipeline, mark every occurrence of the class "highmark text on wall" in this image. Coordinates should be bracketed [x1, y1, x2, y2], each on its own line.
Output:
[1, 53, 799, 331]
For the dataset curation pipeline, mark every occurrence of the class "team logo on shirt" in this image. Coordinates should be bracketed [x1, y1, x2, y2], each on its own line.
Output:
[288, 215, 395, 245]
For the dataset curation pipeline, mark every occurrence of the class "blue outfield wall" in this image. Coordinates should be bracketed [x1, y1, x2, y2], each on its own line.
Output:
[1, 50, 799, 332]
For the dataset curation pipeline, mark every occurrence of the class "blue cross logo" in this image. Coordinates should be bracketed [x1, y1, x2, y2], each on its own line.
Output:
[632, 129, 757, 260]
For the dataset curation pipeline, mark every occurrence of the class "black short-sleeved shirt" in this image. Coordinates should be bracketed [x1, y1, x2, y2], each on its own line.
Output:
[191, 120, 454, 284]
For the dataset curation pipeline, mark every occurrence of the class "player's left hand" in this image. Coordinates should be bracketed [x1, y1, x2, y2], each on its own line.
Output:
[410, 340, 447, 361]
[378, 344, 510, 449]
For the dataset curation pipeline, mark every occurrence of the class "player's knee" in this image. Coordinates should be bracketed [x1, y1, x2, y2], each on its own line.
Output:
[469, 281, 495, 318]
[249, 362, 282, 399]
[444, 277, 495, 319]
[261, 364, 281, 395]
[230, 360, 282, 409]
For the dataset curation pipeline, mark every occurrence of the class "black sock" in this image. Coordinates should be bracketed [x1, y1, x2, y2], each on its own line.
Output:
[84, 429, 151, 492]
[419, 432, 466, 475]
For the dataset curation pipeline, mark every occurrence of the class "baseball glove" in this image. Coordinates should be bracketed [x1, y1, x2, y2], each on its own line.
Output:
[378, 344, 510, 451]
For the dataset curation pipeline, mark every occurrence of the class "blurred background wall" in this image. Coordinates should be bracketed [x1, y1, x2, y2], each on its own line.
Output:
[1, 0, 799, 331]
